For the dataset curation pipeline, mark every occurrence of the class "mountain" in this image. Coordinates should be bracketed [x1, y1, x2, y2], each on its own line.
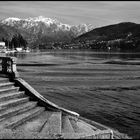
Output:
[75, 22, 140, 41]
[0, 16, 93, 45]
[2, 17, 140, 51]
[73, 22, 140, 51]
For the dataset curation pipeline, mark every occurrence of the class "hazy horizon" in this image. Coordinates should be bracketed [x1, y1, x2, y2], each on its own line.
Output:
[0, 1, 140, 28]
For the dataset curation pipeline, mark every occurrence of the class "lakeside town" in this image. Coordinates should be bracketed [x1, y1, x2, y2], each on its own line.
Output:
[1, 32, 140, 53]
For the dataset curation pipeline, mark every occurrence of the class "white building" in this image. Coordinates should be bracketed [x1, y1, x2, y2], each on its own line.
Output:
[0, 42, 6, 53]
[0, 42, 5, 46]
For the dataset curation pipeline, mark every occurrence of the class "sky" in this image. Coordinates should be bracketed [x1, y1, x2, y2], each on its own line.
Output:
[0, 1, 140, 28]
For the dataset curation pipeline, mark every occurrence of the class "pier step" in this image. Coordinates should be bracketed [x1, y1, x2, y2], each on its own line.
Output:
[0, 91, 25, 102]
[61, 131, 112, 139]
[16, 111, 53, 133]
[62, 115, 74, 133]
[0, 74, 8, 78]
[61, 132, 95, 139]
[0, 78, 9, 83]
[0, 97, 29, 110]
[0, 82, 15, 90]
[61, 116, 98, 138]
[69, 118, 85, 133]
[0, 101, 37, 121]
[3, 107, 45, 129]
[0, 87, 20, 94]
[39, 111, 62, 136]
[76, 119, 97, 133]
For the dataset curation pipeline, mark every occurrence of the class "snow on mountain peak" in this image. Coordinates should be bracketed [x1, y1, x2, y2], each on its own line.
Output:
[0, 16, 93, 36]
[24, 16, 72, 31]
[1, 17, 21, 26]
[4, 17, 21, 21]
[25, 16, 57, 24]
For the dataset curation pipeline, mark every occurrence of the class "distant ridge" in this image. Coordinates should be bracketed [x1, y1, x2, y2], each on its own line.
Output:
[0, 16, 93, 42]
[75, 22, 140, 41]
[1, 18, 140, 50]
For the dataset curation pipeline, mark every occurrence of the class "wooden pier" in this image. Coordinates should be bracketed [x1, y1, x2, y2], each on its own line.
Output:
[0, 56, 117, 139]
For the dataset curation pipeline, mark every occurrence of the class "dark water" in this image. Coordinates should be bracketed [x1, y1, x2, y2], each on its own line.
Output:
[7, 50, 140, 138]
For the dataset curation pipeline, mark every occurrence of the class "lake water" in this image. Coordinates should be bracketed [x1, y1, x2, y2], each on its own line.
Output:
[7, 50, 140, 138]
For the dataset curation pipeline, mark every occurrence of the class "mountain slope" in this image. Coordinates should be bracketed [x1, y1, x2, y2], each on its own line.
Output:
[0, 16, 93, 44]
[0, 24, 19, 40]
[75, 22, 140, 41]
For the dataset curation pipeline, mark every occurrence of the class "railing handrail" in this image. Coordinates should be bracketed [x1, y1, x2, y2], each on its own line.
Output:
[15, 78, 80, 117]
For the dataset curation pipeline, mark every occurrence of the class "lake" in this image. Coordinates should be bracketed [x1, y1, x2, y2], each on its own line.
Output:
[6, 50, 140, 138]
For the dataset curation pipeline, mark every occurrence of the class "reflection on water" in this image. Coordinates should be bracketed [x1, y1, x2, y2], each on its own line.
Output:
[6, 50, 140, 61]
[6, 50, 140, 138]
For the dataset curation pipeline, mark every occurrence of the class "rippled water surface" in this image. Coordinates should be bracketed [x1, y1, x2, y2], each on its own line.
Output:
[7, 50, 140, 138]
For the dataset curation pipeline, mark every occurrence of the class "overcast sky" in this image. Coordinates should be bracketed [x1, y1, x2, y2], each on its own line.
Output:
[0, 1, 140, 27]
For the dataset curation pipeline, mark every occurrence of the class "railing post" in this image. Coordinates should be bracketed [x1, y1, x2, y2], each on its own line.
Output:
[1, 58, 8, 73]
[0, 57, 19, 79]
[11, 57, 19, 79]
[110, 130, 114, 139]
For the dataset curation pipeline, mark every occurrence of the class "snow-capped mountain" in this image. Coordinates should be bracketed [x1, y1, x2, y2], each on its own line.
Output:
[1, 16, 93, 35]
[0, 16, 94, 46]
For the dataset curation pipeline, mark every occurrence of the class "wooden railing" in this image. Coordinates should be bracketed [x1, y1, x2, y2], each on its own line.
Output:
[0, 56, 19, 78]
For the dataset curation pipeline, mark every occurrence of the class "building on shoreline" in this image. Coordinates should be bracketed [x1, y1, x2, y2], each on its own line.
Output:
[0, 42, 6, 53]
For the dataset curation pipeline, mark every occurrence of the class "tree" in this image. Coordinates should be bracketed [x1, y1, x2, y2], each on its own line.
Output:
[10, 34, 28, 49]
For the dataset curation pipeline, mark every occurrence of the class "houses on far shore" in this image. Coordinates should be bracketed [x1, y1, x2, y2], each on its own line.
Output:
[0, 41, 30, 53]
[0, 42, 6, 53]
